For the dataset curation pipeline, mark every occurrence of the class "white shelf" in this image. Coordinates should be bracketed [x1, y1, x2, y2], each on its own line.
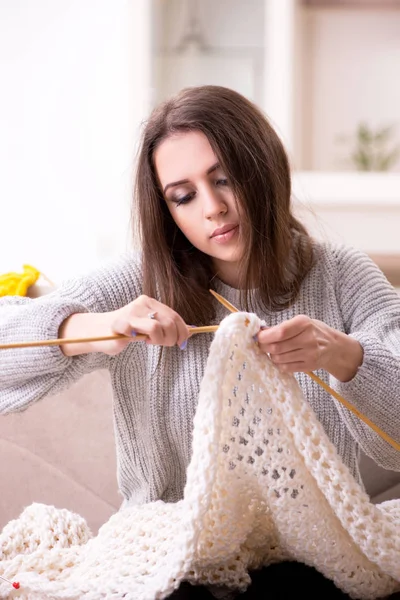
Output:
[292, 172, 400, 253]
[303, 1, 400, 8]
[293, 172, 400, 206]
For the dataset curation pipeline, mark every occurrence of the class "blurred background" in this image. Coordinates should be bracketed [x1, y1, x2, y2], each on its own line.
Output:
[0, 0, 399, 282]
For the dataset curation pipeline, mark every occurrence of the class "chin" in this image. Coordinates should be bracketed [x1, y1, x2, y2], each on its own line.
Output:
[204, 244, 244, 266]
[213, 253, 243, 269]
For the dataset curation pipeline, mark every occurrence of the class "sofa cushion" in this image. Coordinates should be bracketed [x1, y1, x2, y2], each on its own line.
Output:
[0, 371, 120, 534]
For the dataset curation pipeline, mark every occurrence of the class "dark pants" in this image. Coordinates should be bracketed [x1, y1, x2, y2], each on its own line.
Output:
[168, 561, 400, 599]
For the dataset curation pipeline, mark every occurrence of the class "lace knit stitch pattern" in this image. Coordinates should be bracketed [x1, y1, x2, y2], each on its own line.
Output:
[0, 313, 399, 600]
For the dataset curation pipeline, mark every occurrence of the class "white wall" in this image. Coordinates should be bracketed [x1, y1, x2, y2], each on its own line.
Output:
[158, 0, 264, 50]
[299, 8, 400, 171]
[155, 0, 265, 105]
[0, 0, 152, 282]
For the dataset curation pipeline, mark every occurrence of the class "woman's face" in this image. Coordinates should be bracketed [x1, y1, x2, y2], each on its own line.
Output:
[154, 130, 245, 287]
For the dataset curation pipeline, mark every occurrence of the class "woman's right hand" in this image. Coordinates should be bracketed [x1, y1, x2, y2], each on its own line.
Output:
[59, 295, 190, 357]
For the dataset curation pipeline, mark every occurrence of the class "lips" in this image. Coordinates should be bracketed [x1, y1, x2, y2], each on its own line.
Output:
[210, 224, 238, 238]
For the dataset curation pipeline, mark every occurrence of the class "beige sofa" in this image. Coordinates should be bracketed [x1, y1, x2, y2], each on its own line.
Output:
[0, 371, 121, 534]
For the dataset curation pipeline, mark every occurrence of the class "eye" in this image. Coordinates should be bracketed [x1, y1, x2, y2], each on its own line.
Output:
[175, 191, 196, 207]
[216, 178, 228, 186]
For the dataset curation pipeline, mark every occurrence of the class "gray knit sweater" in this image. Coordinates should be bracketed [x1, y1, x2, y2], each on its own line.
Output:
[1, 242, 400, 508]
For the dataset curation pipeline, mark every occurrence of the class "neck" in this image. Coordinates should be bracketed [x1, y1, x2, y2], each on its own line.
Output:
[212, 259, 242, 289]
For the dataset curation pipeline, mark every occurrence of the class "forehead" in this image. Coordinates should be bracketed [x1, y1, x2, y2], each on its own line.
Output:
[154, 130, 218, 186]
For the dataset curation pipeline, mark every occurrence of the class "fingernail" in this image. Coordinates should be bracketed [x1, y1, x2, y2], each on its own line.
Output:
[131, 330, 137, 337]
[179, 340, 188, 350]
[253, 334, 258, 341]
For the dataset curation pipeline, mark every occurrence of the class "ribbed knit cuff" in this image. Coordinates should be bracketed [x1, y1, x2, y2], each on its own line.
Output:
[329, 331, 399, 439]
[0, 295, 89, 384]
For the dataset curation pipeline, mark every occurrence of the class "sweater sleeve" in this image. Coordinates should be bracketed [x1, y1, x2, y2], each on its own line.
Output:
[328, 245, 400, 470]
[0, 253, 143, 413]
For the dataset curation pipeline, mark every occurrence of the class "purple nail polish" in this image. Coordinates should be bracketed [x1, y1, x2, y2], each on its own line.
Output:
[179, 340, 188, 350]
[131, 330, 137, 337]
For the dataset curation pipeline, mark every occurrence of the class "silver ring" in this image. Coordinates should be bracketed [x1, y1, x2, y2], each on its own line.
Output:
[147, 311, 157, 320]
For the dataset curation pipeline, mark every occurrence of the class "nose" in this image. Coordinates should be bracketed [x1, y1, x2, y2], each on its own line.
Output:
[202, 186, 228, 220]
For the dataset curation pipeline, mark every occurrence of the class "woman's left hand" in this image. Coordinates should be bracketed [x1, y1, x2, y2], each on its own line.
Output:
[256, 315, 364, 382]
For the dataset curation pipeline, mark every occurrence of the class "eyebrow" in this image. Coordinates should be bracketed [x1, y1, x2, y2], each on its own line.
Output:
[163, 162, 220, 194]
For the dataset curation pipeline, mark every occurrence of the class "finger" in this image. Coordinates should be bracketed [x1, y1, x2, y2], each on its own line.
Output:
[257, 315, 310, 345]
[111, 316, 140, 338]
[147, 303, 189, 349]
[138, 301, 175, 346]
[144, 301, 188, 347]
[151, 316, 179, 347]
[120, 317, 167, 346]
[146, 314, 189, 347]
[167, 314, 191, 348]
[173, 315, 190, 349]
[259, 333, 304, 356]
[273, 361, 308, 374]
[269, 349, 307, 365]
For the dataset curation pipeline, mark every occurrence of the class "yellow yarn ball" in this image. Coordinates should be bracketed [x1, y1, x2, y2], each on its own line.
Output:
[0, 265, 41, 297]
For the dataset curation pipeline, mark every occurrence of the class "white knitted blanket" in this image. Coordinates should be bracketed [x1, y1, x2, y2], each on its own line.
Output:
[1, 312, 399, 600]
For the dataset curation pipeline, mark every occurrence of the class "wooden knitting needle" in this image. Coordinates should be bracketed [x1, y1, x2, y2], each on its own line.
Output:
[210, 289, 400, 452]
[0, 325, 219, 351]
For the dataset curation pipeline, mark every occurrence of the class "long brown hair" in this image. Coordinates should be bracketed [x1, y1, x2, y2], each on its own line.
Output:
[134, 85, 314, 325]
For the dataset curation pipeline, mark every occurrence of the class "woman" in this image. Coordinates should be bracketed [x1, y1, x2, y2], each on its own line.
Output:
[1, 86, 399, 598]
